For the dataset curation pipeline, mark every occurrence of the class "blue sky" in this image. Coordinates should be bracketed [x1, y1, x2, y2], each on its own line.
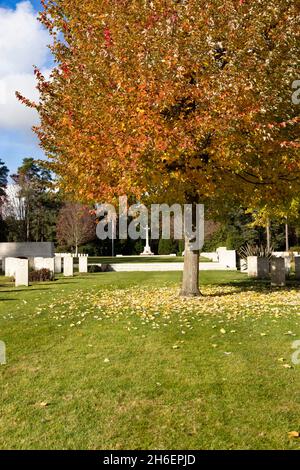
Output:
[0, 0, 50, 175]
[0, 0, 41, 8]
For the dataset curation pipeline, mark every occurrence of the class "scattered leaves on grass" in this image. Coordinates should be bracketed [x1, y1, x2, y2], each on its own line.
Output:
[17, 284, 300, 345]
[36, 401, 50, 408]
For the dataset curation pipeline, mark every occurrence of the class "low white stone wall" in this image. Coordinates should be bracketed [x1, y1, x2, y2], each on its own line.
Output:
[0, 242, 54, 260]
[201, 252, 219, 262]
[90, 262, 235, 272]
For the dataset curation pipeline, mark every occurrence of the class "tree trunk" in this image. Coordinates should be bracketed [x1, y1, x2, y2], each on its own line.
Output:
[26, 205, 30, 242]
[266, 220, 271, 251]
[180, 237, 201, 297]
[285, 223, 289, 252]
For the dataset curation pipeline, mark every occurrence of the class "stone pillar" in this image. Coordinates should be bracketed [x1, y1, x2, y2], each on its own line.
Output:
[54, 256, 62, 274]
[295, 257, 300, 280]
[79, 255, 88, 273]
[64, 256, 73, 277]
[247, 256, 269, 279]
[15, 259, 29, 287]
[270, 257, 286, 287]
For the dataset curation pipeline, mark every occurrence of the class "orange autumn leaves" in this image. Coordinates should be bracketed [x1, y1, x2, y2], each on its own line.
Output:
[19, 0, 300, 210]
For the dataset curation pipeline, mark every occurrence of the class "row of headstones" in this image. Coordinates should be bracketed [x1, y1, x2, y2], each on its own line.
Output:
[54, 253, 89, 258]
[247, 256, 300, 286]
[5, 255, 89, 287]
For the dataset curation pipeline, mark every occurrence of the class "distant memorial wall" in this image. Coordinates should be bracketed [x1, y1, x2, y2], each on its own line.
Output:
[0, 242, 54, 263]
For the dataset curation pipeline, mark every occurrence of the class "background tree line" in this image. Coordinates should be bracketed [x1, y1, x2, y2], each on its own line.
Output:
[1, 158, 300, 255]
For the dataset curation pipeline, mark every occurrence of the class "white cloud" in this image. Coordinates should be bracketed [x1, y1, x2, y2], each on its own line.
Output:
[0, 1, 52, 130]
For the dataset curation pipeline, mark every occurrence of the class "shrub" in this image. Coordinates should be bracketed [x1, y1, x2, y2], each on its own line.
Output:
[158, 238, 178, 255]
[88, 264, 113, 273]
[88, 265, 102, 273]
[29, 269, 53, 282]
[177, 239, 184, 255]
[238, 243, 273, 260]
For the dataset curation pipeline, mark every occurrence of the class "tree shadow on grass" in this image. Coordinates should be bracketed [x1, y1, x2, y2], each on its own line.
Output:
[203, 278, 300, 298]
[0, 287, 57, 293]
[52, 280, 80, 285]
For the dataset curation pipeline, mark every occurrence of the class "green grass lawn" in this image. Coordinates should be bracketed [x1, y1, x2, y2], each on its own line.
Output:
[1, 271, 300, 450]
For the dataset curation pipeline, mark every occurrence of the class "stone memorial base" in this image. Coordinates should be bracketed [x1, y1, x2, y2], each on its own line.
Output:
[140, 247, 154, 256]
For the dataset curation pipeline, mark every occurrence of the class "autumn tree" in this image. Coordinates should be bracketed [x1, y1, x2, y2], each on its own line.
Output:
[19, 0, 300, 295]
[56, 202, 96, 254]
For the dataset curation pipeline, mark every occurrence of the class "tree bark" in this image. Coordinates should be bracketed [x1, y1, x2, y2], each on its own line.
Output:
[266, 220, 271, 251]
[180, 237, 201, 297]
[285, 223, 289, 252]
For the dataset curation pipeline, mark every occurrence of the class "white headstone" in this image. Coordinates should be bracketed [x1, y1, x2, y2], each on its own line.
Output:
[33, 257, 44, 271]
[218, 249, 237, 269]
[43, 258, 55, 274]
[15, 259, 29, 287]
[270, 257, 286, 287]
[5, 257, 18, 277]
[54, 256, 62, 274]
[79, 256, 88, 273]
[247, 256, 269, 279]
[64, 256, 73, 276]
[33, 257, 55, 274]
